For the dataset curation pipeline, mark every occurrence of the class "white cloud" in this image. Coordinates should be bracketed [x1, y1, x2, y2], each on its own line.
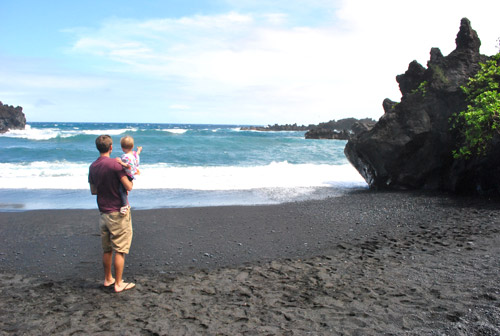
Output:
[61, 1, 500, 124]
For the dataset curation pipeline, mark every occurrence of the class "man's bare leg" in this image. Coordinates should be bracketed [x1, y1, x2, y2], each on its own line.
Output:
[114, 252, 135, 292]
[103, 251, 115, 286]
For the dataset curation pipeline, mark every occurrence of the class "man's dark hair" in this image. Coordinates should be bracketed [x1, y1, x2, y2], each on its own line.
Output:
[95, 135, 113, 153]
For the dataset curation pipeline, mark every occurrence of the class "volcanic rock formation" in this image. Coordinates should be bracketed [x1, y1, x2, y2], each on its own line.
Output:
[344, 18, 500, 194]
[0, 101, 26, 133]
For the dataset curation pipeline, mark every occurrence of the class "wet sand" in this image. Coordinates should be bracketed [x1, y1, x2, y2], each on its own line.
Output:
[0, 190, 499, 335]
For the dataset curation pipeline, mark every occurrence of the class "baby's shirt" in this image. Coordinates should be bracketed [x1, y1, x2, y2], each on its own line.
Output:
[121, 151, 140, 179]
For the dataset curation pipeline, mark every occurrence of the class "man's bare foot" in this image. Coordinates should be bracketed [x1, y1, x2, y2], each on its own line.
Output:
[115, 282, 136, 293]
[104, 278, 115, 287]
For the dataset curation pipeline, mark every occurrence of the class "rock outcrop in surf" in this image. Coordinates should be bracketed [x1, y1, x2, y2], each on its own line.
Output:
[0, 101, 26, 133]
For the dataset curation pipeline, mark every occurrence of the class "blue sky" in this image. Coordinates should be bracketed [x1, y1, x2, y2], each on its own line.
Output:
[1, 0, 499, 125]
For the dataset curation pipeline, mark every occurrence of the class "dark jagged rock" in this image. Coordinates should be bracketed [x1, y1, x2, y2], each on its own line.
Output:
[0, 101, 26, 133]
[396, 61, 426, 96]
[240, 123, 311, 131]
[305, 118, 376, 140]
[455, 17, 481, 53]
[305, 128, 350, 140]
[240, 118, 375, 139]
[345, 18, 495, 193]
[351, 121, 375, 136]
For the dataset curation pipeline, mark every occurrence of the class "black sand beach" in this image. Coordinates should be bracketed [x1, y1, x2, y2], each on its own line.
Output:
[1, 190, 499, 335]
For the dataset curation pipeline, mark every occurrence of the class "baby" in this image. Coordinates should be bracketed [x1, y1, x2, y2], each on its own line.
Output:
[116, 135, 142, 215]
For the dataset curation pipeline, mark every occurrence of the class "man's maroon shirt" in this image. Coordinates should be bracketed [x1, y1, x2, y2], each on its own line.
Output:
[89, 156, 128, 213]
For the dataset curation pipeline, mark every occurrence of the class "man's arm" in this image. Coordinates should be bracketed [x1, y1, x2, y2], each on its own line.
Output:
[90, 183, 97, 195]
[120, 176, 133, 192]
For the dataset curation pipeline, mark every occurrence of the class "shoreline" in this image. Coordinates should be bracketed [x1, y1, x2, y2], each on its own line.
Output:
[0, 184, 367, 212]
[1, 190, 499, 334]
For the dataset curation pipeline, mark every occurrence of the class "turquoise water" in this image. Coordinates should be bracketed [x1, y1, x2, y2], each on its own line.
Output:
[0, 122, 366, 210]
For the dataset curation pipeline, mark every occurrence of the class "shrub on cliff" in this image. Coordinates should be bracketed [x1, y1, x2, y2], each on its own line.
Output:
[451, 53, 500, 158]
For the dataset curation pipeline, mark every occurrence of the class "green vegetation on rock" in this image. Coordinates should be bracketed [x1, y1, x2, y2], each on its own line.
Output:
[429, 64, 448, 85]
[451, 53, 500, 159]
[411, 80, 428, 97]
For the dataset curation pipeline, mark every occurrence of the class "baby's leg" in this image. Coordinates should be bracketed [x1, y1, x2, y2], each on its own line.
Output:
[118, 184, 129, 215]
[119, 183, 128, 206]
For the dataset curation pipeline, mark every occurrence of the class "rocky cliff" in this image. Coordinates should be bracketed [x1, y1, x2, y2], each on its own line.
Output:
[345, 18, 499, 194]
[305, 118, 376, 140]
[0, 101, 26, 133]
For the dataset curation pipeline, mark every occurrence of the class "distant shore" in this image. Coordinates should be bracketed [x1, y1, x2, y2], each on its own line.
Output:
[1, 190, 499, 334]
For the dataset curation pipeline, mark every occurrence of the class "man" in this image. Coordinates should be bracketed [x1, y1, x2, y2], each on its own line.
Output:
[89, 135, 135, 293]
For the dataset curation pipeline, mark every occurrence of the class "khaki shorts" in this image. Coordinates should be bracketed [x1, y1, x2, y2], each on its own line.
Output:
[100, 210, 133, 254]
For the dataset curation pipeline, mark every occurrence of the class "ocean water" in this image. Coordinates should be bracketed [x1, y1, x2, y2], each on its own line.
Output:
[0, 122, 366, 211]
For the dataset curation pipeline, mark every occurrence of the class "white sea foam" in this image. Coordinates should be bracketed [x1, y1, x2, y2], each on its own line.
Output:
[81, 128, 137, 136]
[162, 129, 188, 134]
[0, 161, 366, 190]
[0, 124, 135, 140]
[139, 162, 365, 190]
[0, 125, 61, 140]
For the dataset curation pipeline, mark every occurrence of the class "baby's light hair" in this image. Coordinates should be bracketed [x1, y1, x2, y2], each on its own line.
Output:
[120, 135, 134, 150]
